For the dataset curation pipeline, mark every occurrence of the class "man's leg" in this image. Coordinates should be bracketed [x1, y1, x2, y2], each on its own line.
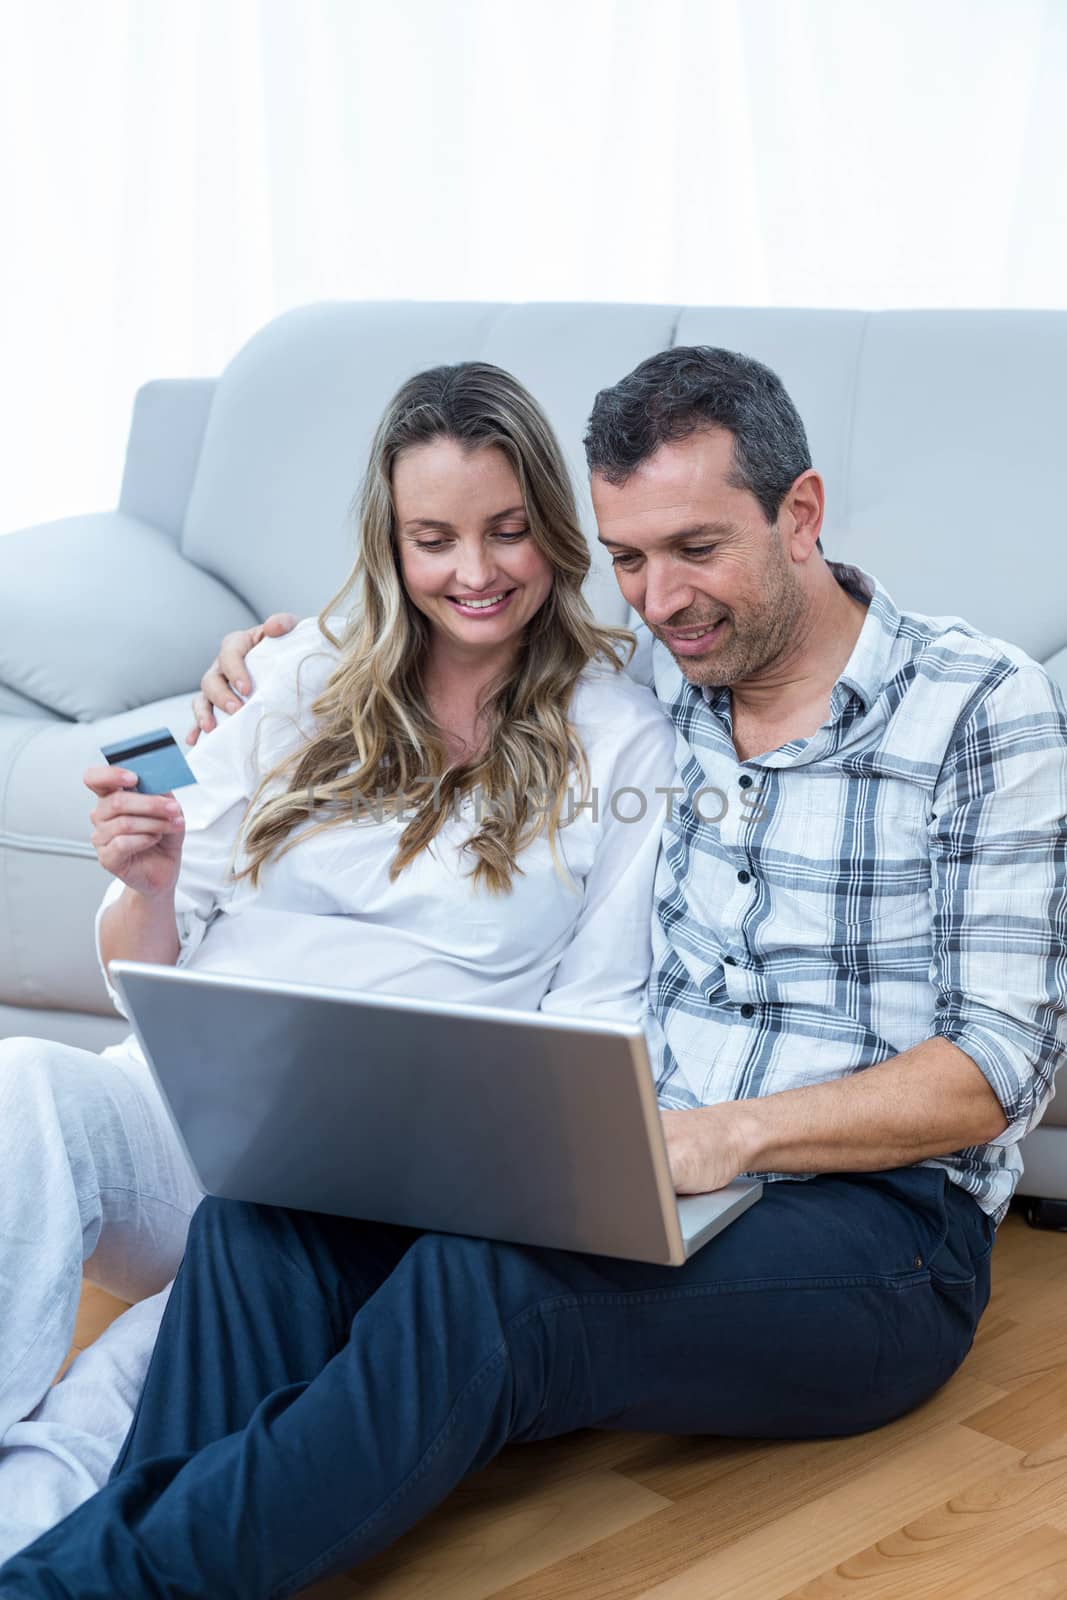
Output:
[113, 1204, 423, 1464]
[0, 1163, 994, 1599]
[0, 1038, 203, 1437]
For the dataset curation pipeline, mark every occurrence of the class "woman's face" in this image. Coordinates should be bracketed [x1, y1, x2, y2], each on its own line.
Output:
[393, 439, 555, 660]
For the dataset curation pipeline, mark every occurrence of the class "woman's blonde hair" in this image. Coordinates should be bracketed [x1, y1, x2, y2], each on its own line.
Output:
[235, 362, 634, 893]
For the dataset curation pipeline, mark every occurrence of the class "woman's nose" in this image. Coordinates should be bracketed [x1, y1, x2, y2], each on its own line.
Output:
[453, 544, 495, 592]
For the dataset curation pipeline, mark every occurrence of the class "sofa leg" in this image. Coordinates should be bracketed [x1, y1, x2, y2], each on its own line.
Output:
[1022, 1197, 1067, 1231]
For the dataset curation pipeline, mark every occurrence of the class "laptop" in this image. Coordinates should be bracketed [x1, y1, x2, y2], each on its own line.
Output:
[110, 961, 762, 1266]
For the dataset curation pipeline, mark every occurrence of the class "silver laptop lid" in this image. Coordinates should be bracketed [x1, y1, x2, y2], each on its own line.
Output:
[110, 963, 707, 1264]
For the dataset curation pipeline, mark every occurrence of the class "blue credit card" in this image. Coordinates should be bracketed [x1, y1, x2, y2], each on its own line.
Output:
[100, 728, 198, 795]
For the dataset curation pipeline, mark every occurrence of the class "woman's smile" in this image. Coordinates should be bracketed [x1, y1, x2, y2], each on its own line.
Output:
[445, 587, 518, 617]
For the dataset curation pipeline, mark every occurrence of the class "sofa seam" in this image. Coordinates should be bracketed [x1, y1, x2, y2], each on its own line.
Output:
[175, 378, 223, 554]
[0, 828, 97, 858]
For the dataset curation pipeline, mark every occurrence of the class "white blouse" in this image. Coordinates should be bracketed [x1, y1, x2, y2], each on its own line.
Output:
[98, 618, 675, 1055]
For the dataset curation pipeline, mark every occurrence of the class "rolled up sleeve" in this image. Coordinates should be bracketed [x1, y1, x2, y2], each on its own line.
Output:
[928, 660, 1067, 1143]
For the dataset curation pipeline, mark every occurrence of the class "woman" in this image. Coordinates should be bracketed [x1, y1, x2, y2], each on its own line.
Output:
[0, 362, 673, 1555]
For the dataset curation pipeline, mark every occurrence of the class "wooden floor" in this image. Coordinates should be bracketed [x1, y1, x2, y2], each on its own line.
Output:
[71, 1207, 1067, 1598]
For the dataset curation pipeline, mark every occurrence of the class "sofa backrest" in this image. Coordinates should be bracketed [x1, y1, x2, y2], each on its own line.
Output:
[180, 302, 1067, 673]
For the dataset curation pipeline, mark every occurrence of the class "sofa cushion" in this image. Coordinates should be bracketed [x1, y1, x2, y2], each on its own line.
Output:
[837, 311, 1067, 664]
[0, 513, 256, 721]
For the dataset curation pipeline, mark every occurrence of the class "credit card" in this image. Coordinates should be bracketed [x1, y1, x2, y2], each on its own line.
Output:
[100, 728, 198, 795]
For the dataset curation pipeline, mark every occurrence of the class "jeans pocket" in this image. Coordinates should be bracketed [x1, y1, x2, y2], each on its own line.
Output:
[922, 1184, 996, 1370]
[928, 1183, 995, 1289]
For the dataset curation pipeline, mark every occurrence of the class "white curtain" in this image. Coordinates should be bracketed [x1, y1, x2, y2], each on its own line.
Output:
[1, 0, 1064, 534]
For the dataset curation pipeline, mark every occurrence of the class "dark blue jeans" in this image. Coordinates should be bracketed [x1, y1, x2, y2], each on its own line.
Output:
[0, 1164, 994, 1598]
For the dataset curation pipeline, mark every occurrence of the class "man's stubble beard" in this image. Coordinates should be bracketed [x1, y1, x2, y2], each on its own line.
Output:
[667, 539, 807, 691]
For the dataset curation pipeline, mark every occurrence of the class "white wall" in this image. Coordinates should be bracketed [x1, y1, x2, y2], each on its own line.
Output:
[1, 0, 1064, 532]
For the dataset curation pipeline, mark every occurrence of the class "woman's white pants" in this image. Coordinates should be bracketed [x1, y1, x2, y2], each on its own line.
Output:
[0, 1034, 202, 1557]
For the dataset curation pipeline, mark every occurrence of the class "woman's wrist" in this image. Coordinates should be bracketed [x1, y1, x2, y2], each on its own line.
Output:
[120, 879, 177, 912]
[101, 883, 181, 969]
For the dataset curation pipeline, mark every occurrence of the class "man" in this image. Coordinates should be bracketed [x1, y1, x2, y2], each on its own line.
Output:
[4, 348, 1064, 1594]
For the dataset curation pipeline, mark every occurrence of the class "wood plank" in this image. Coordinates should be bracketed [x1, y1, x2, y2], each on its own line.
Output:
[631, 1426, 1018, 1600]
[483, 1385, 1008, 1600]
[351, 1469, 670, 1600]
[925, 1523, 1067, 1600]
[793, 1516, 1067, 1600]
[986, 1272, 1067, 1326]
[780, 1432, 1067, 1597]
[70, 1284, 129, 1350]
[963, 1312, 1067, 1395]
[984, 1214, 1067, 1283]
[966, 1366, 1067, 1453]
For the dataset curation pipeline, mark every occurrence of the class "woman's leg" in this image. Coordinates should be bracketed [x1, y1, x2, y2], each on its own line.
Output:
[0, 1036, 202, 1437]
[0, 1164, 994, 1600]
[0, 1288, 170, 1563]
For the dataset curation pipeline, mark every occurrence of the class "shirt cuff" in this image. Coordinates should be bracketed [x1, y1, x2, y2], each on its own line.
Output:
[933, 1016, 1050, 1145]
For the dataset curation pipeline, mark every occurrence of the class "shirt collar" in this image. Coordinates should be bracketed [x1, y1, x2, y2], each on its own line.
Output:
[691, 564, 899, 725]
[830, 565, 900, 716]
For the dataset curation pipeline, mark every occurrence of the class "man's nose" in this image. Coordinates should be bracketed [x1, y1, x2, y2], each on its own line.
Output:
[641, 563, 693, 626]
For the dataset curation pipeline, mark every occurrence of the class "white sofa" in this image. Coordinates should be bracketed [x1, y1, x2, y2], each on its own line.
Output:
[2, 301, 1065, 1199]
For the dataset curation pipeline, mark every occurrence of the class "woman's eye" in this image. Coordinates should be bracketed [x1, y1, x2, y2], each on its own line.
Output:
[494, 527, 529, 541]
[416, 539, 449, 552]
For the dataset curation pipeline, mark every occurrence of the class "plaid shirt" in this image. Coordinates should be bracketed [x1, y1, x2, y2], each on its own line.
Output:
[644, 565, 1067, 1224]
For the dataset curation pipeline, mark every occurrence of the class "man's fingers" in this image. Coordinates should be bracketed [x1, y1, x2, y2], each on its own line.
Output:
[217, 627, 263, 701]
[201, 613, 298, 718]
[189, 689, 218, 733]
[262, 612, 298, 637]
[200, 660, 242, 715]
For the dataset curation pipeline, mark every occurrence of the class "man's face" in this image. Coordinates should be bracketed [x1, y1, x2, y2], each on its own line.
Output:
[591, 428, 807, 689]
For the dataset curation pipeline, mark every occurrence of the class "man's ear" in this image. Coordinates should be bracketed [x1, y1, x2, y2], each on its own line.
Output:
[780, 469, 824, 560]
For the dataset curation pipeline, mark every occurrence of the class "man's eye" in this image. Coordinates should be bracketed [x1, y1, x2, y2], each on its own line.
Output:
[611, 553, 640, 568]
[684, 545, 717, 559]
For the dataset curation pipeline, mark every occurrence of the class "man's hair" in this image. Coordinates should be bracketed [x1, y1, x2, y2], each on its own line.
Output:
[583, 346, 816, 533]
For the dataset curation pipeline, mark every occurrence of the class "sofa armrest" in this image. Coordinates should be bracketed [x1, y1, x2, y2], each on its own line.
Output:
[0, 511, 257, 721]
[118, 377, 217, 541]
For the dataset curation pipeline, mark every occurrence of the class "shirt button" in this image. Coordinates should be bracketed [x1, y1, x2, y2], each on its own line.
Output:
[740, 1003, 756, 1018]
[737, 869, 751, 884]
[738, 774, 753, 789]
[724, 955, 737, 966]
